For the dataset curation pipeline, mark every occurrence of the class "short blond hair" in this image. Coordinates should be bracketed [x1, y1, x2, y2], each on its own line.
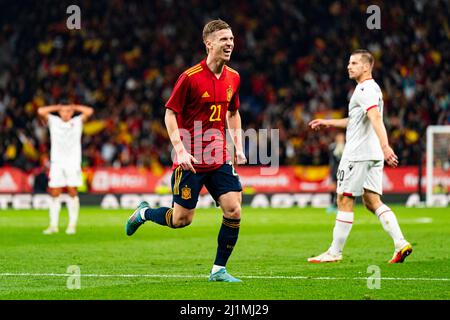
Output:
[202, 19, 231, 41]
[351, 49, 374, 68]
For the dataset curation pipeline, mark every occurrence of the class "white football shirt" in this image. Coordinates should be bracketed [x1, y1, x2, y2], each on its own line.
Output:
[48, 114, 83, 167]
[341, 78, 384, 161]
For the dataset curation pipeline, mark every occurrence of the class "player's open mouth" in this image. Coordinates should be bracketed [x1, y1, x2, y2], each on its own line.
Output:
[223, 49, 232, 54]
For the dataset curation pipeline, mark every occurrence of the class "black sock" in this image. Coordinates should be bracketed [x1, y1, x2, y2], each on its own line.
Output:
[214, 217, 240, 267]
[144, 207, 175, 228]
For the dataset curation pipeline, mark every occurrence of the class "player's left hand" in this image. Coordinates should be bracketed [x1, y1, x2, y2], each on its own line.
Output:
[382, 145, 398, 168]
[235, 150, 247, 165]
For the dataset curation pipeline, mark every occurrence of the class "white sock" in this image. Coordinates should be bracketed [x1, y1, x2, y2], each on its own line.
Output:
[139, 208, 147, 220]
[49, 196, 61, 228]
[211, 265, 225, 274]
[67, 196, 80, 227]
[329, 211, 354, 255]
[375, 204, 406, 249]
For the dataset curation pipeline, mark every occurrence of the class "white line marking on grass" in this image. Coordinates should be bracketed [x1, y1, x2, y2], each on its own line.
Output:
[0, 273, 202, 278]
[413, 217, 433, 223]
[0, 273, 449, 282]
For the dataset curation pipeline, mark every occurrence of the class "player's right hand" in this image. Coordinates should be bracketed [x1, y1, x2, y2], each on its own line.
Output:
[308, 119, 329, 131]
[382, 145, 399, 168]
[177, 149, 198, 173]
[235, 150, 247, 165]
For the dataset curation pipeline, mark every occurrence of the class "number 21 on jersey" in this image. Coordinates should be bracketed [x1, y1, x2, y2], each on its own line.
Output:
[209, 104, 222, 122]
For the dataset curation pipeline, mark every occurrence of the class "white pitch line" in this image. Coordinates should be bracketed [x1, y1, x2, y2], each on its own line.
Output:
[0, 273, 449, 282]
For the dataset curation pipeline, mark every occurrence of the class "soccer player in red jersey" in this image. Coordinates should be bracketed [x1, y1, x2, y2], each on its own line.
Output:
[126, 20, 246, 282]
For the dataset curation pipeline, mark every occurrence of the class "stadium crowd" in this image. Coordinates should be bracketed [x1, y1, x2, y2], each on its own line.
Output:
[0, 0, 448, 171]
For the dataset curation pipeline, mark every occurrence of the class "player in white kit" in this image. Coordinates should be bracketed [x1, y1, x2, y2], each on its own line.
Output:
[38, 104, 94, 235]
[307, 49, 412, 264]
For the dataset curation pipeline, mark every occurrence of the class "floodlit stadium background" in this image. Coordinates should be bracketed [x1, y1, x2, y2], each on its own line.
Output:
[1, 0, 449, 302]
[0, 0, 448, 207]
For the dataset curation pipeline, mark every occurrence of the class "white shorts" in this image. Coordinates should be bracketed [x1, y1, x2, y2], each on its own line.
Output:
[48, 165, 83, 188]
[336, 159, 383, 197]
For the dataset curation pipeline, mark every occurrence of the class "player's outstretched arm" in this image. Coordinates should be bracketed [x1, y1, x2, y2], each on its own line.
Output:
[164, 108, 198, 173]
[37, 105, 63, 122]
[72, 105, 94, 122]
[366, 108, 398, 168]
[226, 110, 247, 165]
[309, 118, 349, 131]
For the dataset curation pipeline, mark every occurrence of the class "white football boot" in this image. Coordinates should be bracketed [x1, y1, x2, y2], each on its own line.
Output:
[65, 225, 77, 235]
[307, 250, 342, 263]
[43, 226, 59, 235]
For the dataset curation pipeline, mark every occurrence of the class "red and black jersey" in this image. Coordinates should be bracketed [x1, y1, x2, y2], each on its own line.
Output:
[165, 58, 240, 172]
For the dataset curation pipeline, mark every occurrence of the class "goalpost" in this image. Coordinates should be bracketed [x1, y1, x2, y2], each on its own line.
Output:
[426, 125, 450, 207]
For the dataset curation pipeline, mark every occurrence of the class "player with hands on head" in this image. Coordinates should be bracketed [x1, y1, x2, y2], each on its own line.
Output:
[38, 103, 94, 235]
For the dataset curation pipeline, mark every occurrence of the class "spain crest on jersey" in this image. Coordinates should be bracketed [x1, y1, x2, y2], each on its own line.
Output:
[181, 186, 192, 200]
[226, 86, 233, 102]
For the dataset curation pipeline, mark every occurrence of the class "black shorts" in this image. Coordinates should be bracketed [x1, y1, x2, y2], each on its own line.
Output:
[171, 162, 243, 209]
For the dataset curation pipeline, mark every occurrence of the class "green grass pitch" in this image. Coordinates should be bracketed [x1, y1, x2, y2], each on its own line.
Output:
[0, 205, 449, 300]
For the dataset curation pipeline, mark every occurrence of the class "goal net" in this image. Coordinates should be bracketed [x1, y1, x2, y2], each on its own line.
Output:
[426, 125, 450, 207]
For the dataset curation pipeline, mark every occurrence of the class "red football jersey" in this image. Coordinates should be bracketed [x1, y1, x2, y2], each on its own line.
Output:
[165, 59, 240, 172]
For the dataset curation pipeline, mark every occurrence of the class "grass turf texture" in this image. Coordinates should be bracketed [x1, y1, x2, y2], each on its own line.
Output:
[0, 205, 449, 300]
